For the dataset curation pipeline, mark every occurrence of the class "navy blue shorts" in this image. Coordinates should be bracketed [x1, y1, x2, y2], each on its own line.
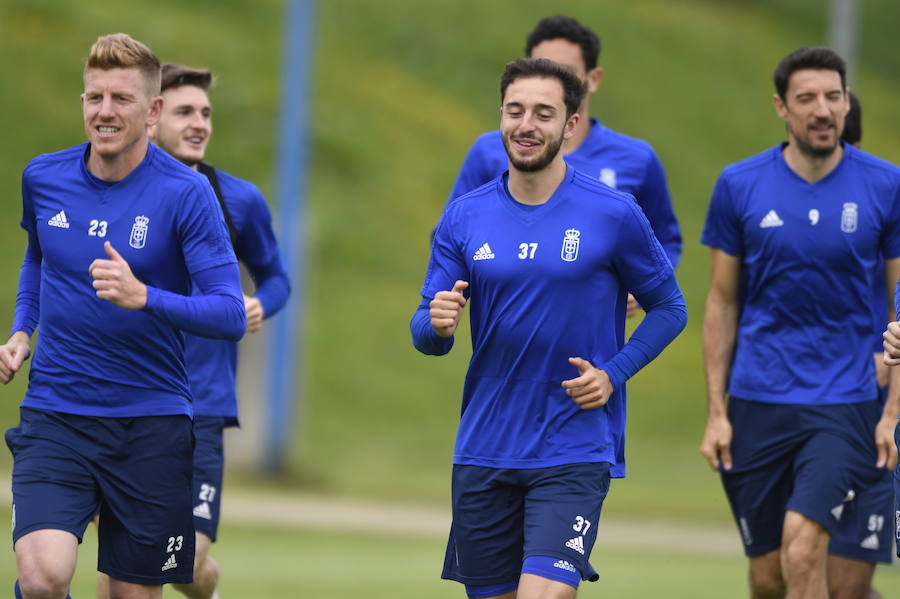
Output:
[442, 462, 610, 588]
[191, 416, 226, 542]
[722, 398, 891, 563]
[5, 408, 196, 584]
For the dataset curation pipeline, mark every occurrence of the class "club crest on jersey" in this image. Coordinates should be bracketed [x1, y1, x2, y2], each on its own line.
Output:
[840, 202, 858, 233]
[599, 168, 617, 188]
[129, 215, 150, 249]
[561, 228, 581, 262]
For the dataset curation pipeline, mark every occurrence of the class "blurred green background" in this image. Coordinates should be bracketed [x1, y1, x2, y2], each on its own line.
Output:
[2, 0, 900, 595]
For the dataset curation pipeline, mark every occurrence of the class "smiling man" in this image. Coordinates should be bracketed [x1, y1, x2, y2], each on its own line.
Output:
[448, 16, 682, 317]
[701, 47, 900, 599]
[412, 57, 686, 599]
[0, 34, 246, 599]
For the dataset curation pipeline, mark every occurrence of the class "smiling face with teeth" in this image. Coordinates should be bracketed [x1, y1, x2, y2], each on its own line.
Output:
[151, 84, 212, 168]
[82, 67, 162, 179]
[500, 76, 578, 173]
[774, 68, 849, 159]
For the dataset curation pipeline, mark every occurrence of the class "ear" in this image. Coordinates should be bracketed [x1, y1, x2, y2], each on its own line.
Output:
[147, 95, 163, 127]
[585, 66, 604, 94]
[563, 112, 580, 140]
[772, 93, 788, 122]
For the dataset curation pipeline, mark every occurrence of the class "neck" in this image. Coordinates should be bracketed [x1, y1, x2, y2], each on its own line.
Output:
[86, 138, 149, 182]
[508, 155, 567, 206]
[562, 102, 591, 154]
[782, 140, 844, 184]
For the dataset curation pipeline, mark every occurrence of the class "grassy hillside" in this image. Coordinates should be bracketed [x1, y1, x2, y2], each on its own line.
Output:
[1, 0, 899, 526]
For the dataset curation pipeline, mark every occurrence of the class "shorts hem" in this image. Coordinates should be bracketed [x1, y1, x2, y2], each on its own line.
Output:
[12, 524, 83, 546]
[441, 573, 519, 586]
[784, 504, 839, 539]
[828, 541, 892, 564]
[194, 526, 218, 543]
[99, 565, 192, 586]
[743, 541, 781, 558]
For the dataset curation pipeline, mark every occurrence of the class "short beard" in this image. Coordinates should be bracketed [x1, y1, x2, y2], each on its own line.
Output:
[503, 132, 565, 173]
[794, 135, 839, 158]
[789, 121, 840, 158]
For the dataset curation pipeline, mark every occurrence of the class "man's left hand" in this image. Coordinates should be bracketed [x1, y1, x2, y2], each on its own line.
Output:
[89, 242, 147, 310]
[562, 357, 614, 410]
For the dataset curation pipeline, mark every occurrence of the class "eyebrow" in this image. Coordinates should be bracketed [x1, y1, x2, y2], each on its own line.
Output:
[172, 103, 212, 111]
[503, 101, 558, 112]
[793, 87, 844, 98]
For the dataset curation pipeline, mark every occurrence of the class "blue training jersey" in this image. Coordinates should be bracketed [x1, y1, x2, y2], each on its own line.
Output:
[19, 142, 237, 418]
[186, 167, 289, 424]
[701, 143, 900, 405]
[448, 118, 682, 267]
[423, 167, 673, 476]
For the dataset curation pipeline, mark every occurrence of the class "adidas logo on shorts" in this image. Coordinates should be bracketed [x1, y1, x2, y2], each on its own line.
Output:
[860, 533, 879, 551]
[161, 554, 178, 572]
[565, 535, 585, 555]
[193, 502, 213, 520]
[553, 560, 578, 573]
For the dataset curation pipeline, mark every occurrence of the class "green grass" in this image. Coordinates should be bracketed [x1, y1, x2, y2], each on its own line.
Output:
[4, 513, 897, 598]
[1, 0, 900, 527]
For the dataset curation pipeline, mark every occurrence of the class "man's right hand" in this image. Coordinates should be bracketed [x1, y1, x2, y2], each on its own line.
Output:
[700, 415, 733, 471]
[430, 280, 469, 338]
[0, 332, 31, 384]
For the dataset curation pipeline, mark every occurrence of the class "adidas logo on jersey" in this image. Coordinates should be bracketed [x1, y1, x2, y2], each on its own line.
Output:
[860, 533, 880, 551]
[565, 535, 585, 555]
[161, 554, 178, 571]
[473, 243, 495, 261]
[193, 502, 213, 520]
[553, 560, 578, 573]
[759, 210, 784, 228]
[48, 211, 70, 229]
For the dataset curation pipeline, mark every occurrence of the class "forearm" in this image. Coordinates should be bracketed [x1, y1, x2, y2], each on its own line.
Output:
[702, 293, 738, 418]
[410, 300, 454, 355]
[600, 276, 687, 389]
[11, 239, 41, 337]
[145, 263, 246, 341]
[882, 366, 900, 421]
[12, 254, 41, 337]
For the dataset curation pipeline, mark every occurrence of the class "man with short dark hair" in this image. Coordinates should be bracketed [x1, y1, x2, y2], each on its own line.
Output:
[413, 57, 686, 599]
[0, 34, 246, 599]
[701, 47, 900, 599]
[449, 15, 681, 320]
